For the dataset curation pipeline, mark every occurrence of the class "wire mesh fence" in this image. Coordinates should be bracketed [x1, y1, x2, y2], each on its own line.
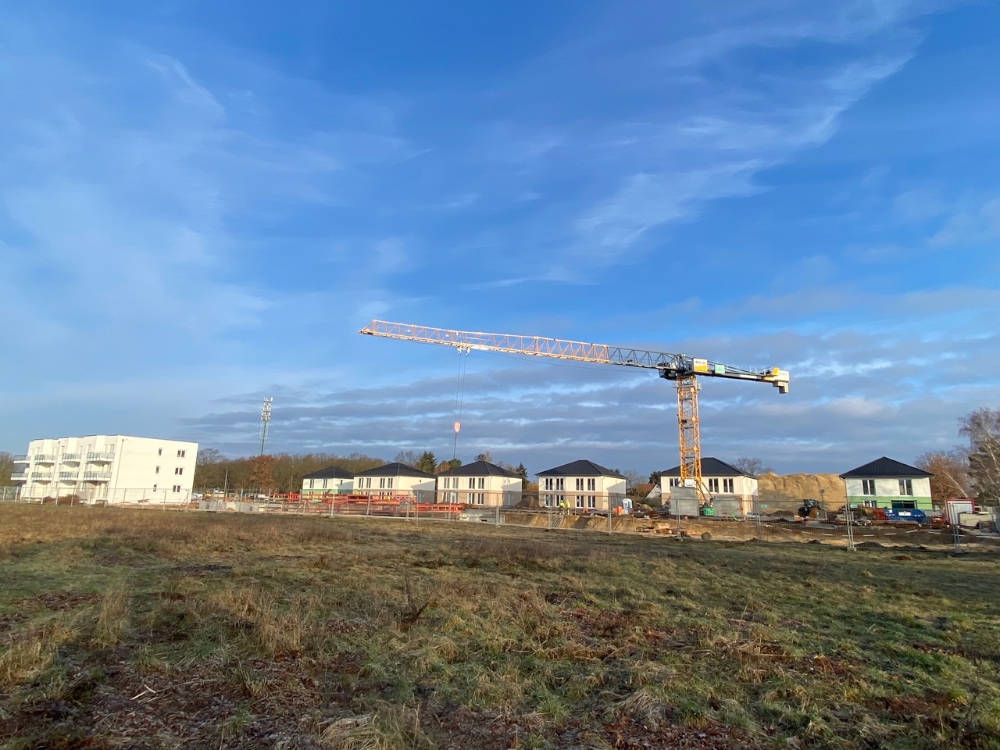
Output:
[2, 486, 995, 546]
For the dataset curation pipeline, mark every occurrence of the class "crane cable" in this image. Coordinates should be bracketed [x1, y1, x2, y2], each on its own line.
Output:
[453, 349, 469, 459]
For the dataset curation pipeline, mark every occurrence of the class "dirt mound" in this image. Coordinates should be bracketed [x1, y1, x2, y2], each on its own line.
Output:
[758, 473, 845, 510]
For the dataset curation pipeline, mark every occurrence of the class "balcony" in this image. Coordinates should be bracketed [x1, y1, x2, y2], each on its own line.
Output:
[33, 472, 53, 480]
[59, 472, 78, 480]
[13, 455, 28, 463]
[10, 472, 27, 481]
[83, 472, 111, 481]
[34, 454, 56, 463]
[61, 454, 81, 462]
[86, 452, 115, 462]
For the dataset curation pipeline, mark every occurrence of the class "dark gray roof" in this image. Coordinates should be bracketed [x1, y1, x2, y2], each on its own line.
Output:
[356, 462, 434, 478]
[660, 457, 752, 478]
[840, 456, 933, 479]
[439, 460, 520, 478]
[302, 465, 353, 480]
[537, 460, 625, 479]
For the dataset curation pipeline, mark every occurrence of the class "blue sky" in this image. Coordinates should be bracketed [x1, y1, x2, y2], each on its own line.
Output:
[2, 0, 998, 475]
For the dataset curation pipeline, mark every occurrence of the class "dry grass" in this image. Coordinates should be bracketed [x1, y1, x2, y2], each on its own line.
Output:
[0, 506, 998, 749]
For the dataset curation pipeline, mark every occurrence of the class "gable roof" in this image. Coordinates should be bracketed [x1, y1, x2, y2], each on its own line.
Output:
[537, 460, 625, 479]
[840, 456, 933, 479]
[302, 465, 353, 480]
[660, 457, 753, 478]
[355, 462, 435, 478]
[439, 460, 520, 478]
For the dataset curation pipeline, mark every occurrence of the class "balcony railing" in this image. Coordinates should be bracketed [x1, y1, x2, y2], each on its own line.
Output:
[61, 454, 81, 462]
[34, 454, 55, 463]
[32, 472, 53, 480]
[10, 472, 27, 481]
[83, 472, 111, 481]
[13, 455, 28, 463]
[59, 472, 78, 480]
[86, 452, 115, 462]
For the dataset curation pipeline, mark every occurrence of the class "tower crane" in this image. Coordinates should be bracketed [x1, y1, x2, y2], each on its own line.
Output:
[359, 320, 789, 496]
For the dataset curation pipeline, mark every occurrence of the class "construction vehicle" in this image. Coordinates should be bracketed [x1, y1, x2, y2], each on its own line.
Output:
[797, 498, 827, 520]
[359, 320, 789, 493]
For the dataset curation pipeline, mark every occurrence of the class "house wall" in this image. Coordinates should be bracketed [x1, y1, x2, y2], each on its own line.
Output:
[538, 475, 626, 511]
[353, 474, 435, 497]
[436, 475, 523, 506]
[302, 477, 353, 496]
[17, 435, 197, 503]
[844, 477, 933, 511]
[661, 474, 759, 514]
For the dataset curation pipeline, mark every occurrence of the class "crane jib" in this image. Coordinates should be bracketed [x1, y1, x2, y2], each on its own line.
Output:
[360, 319, 788, 392]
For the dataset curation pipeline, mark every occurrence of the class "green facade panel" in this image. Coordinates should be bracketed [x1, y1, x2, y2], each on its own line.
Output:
[847, 496, 933, 511]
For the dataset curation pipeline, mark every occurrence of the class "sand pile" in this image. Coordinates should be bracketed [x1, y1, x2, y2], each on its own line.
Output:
[757, 473, 846, 510]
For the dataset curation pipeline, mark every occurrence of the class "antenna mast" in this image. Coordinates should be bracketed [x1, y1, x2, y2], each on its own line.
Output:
[259, 396, 273, 456]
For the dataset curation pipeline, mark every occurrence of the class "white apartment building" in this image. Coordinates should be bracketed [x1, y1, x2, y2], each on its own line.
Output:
[436, 460, 523, 507]
[537, 459, 626, 511]
[353, 462, 436, 499]
[12, 435, 198, 503]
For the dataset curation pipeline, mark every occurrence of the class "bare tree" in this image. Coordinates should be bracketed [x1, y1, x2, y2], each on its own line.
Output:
[915, 450, 970, 504]
[734, 457, 771, 476]
[961, 408, 1000, 505]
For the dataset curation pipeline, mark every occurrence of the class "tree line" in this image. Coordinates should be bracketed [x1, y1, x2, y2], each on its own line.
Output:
[917, 407, 1000, 505]
[193, 449, 532, 493]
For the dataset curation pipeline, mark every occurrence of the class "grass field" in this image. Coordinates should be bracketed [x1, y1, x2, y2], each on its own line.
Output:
[1, 507, 998, 749]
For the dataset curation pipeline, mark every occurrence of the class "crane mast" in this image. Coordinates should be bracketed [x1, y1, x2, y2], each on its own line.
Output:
[360, 320, 789, 496]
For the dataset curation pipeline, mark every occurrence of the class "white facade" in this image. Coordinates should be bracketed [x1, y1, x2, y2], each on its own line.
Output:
[12, 435, 198, 503]
[843, 477, 933, 509]
[302, 476, 353, 496]
[539, 474, 626, 511]
[661, 474, 758, 513]
[353, 467, 436, 498]
[437, 474, 523, 507]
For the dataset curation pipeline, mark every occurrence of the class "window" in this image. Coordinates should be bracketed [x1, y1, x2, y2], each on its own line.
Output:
[575, 478, 584, 491]
[379, 477, 386, 489]
[153, 483, 157, 491]
[468, 478, 475, 490]
[898, 479, 913, 496]
[669, 478, 681, 487]
[158, 448, 162, 456]
[722, 478, 734, 493]
[862, 479, 876, 495]
[863, 499, 877, 508]
[174, 467, 183, 475]
[306, 479, 313, 489]
[587, 496, 596, 509]
[155, 466, 160, 474]
[366, 477, 372, 489]
[707, 478, 719, 492]
[387, 478, 393, 489]
[448, 492, 457, 502]
[575, 495, 585, 508]
[477, 477, 485, 489]
[544, 477, 553, 491]
[475, 493, 485, 505]
[587, 478, 596, 491]
[172, 484, 181, 493]
[322, 479, 328, 489]
[544, 494, 552, 506]
[442, 477, 449, 489]
[892, 499, 916, 510]
[556, 478, 565, 491]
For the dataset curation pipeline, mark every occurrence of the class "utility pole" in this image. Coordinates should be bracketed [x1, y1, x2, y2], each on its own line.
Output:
[259, 397, 273, 456]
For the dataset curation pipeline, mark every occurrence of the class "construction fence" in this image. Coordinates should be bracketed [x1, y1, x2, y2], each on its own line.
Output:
[2, 488, 996, 548]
